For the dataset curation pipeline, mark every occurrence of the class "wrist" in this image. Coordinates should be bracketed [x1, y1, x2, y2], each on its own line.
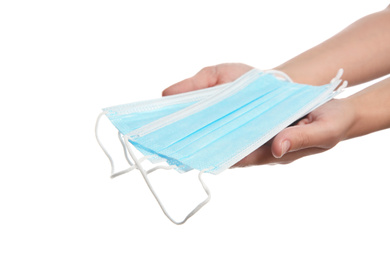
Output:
[343, 77, 390, 139]
[341, 96, 361, 140]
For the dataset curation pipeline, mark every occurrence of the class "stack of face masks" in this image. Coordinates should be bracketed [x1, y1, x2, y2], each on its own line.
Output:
[95, 68, 347, 224]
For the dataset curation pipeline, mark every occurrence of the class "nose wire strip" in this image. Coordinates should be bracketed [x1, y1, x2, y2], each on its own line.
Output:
[122, 134, 211, 225]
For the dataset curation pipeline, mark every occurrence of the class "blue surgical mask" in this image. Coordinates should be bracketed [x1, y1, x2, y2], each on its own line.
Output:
[96, 68, 347, 224]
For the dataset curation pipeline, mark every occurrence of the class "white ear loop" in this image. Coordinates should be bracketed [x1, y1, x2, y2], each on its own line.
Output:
[118, 131, 134, 167]
[95, 111, 139, 177]
[122, 134, 211, 225]
[95, 111, 155, 178]
[95, 111, 116, 174]
[330, 68, 348, 93]
[264, 70, 294, 82]
[95, 111, 211, 224]
[265, 68, 348, 93]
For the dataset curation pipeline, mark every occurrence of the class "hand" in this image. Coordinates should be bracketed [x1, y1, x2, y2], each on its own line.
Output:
[234, 98, 356, 166]
[162, 63, 356, 167]
[162, 63, 253, 96]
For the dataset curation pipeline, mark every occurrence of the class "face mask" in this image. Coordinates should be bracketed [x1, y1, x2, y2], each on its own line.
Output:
[96, 68, 347, 224]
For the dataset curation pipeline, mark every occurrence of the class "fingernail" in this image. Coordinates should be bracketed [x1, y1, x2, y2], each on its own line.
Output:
[280, 140, 290, 157]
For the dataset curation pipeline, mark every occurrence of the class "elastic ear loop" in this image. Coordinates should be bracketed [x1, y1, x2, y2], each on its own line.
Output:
[118, 131, 134, 167]
[96, 112, 117, 174]
[96, 112, 211, 224]
[96, 111, 144, 178]
[114, 132, 152, 178]
[95, 112, 177, 177]
[264, 70, 294, 82]
[266, 68, 349, 93]
[330, 68, 348, 93]
[122, 134, 211, 225]
[267, 68, 348, 94]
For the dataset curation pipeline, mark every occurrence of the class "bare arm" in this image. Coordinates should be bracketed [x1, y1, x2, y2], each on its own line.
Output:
[268, 76, 390, 161]
[346, 76, 390, 139]
[274, 5, 390, 86]
[163, 6, 390, 96]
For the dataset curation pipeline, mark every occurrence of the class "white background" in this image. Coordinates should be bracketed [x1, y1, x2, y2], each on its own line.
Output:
[1, 1, 389, 259]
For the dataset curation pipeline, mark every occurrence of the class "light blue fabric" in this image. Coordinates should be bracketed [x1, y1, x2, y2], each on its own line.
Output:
[103, 69, 343, 174]
[103, 80, 230, 166]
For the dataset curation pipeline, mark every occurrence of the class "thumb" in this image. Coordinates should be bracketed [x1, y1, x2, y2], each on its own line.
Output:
[162, 66, 219, 96]
[271, 120, 332, 158]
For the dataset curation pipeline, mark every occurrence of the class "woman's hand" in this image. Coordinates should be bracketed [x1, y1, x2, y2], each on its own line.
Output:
[234, 98, 356, 166]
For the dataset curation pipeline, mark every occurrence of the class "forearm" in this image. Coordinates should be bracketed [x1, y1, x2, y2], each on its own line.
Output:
[345, 77, 390, 139]
[274, 5, 390, 86]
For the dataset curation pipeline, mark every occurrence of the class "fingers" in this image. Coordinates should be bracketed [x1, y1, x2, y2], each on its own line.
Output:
[162, 63, 253, 96]
[270, 147, 326, 164]
[271, 118, 335, 158]
[233, 142, 273, 167]
[162, 66, 219, 96]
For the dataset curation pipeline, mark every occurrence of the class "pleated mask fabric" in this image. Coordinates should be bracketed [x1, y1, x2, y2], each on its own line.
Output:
[103, 68, 347, 174]
[96, 68, 347, 224]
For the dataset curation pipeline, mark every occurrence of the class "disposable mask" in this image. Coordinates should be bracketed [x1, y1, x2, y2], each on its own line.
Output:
[96, 68, 347, 224]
